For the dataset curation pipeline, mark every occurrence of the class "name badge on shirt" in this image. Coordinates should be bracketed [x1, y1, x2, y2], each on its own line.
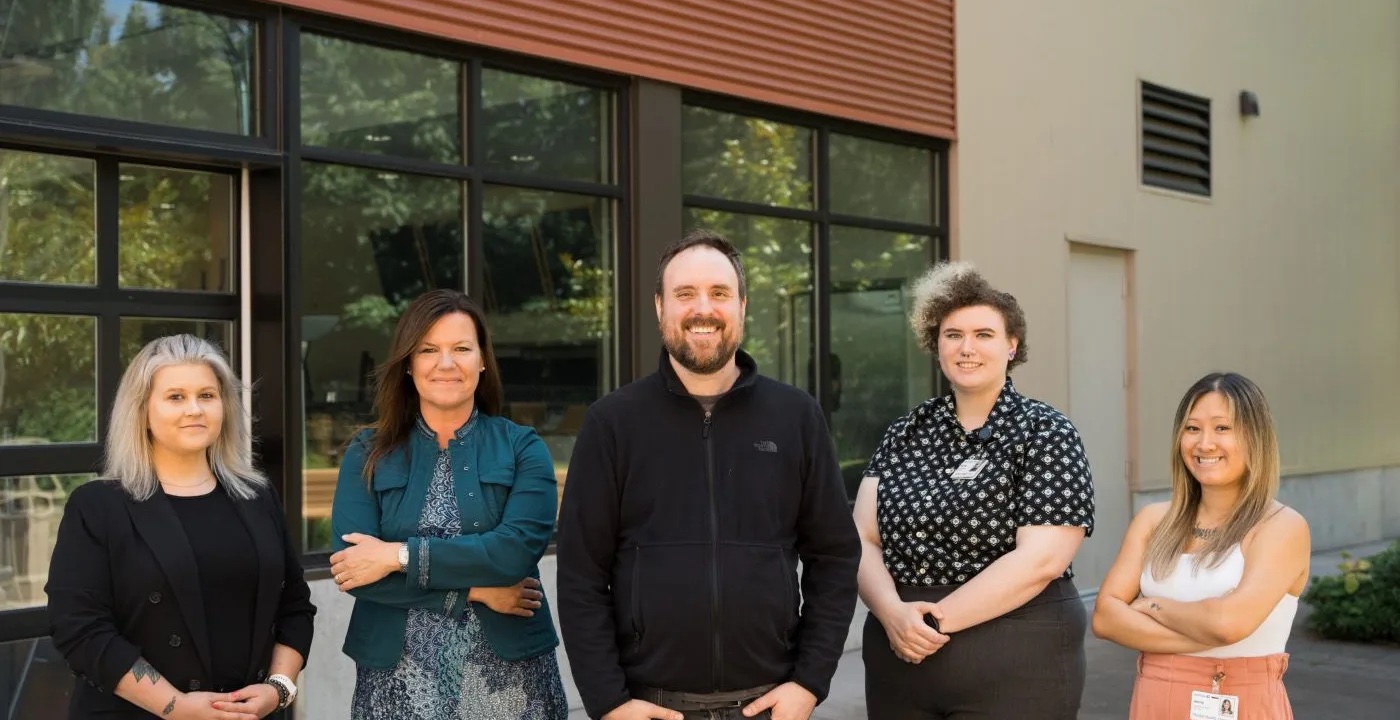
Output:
[1189, 691, 1239, 719]
[949, 457, 988, 481]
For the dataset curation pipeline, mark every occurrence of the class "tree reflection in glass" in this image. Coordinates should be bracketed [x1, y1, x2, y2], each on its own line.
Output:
[300, 33, 461, 163]
[0, 313, 97, 445]
[0, 150, 96, 286]
[829, 227, 934, 498]
[481, 70, 611, 183]
[0, 0, 256, 134]
[119, 165, 234, 292]
[482, 187, 613, 491]
[298, 164, 463, 550]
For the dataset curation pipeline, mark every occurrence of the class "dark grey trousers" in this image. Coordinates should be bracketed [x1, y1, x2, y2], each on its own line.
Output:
[862, 577, 1087, 719]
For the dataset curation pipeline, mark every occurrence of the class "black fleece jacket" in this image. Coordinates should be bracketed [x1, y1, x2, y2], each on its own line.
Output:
[556, 350, 860, 719]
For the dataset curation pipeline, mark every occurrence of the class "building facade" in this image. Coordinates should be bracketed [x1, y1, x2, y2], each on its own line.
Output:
[0, 0, 952, 715]
[2, 0, 1398, 717]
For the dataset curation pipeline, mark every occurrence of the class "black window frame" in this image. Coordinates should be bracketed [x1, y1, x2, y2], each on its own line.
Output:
[679, 90, 950, 421]
[280, 14, 632, 571]
[0, 141, 246, 641]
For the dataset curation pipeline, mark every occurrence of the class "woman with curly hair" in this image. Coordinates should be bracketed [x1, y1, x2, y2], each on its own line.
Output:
[854, 262, 1096, 719]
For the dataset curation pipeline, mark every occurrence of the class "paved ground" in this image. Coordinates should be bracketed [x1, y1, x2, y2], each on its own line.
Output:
[571, 540, 1400, 719]
[816, 539, 1400, 720]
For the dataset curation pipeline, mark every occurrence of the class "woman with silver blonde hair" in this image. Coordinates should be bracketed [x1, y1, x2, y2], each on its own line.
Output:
[855, 262, 1095, 718]
[46, 334, 315, 720]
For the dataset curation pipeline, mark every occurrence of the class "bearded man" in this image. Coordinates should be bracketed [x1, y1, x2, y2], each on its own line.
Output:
[556, 228, 860, 720]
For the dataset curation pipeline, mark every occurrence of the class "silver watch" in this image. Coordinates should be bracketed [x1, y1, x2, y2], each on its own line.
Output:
[397, 542, 409, 572]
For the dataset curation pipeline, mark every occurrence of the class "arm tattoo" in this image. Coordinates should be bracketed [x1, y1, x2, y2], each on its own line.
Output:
[1149, 602, 1163, 612]
[162, 696, 176, 716]
[130, 658, 161, 684]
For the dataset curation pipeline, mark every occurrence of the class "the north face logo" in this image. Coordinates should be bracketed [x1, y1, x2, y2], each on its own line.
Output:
[753, 440, 778, 453]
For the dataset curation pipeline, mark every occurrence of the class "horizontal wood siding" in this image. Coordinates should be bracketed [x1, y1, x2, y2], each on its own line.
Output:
[271, 0, 956, 138]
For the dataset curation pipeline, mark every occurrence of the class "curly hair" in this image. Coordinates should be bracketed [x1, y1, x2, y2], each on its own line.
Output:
[909, 261, 1029, 370]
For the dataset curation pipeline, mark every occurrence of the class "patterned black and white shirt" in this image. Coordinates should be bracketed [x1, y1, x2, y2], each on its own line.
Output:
[864, 377, 1095, 586]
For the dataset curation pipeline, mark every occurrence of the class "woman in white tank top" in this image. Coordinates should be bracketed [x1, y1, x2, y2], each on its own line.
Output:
[1091, 373, 1311, 719]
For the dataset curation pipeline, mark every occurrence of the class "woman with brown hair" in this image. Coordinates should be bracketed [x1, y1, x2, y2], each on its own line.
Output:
[1093, 372, 1309, 719]
[855, 262, 1095, 718]
[327, 289, 567, 719]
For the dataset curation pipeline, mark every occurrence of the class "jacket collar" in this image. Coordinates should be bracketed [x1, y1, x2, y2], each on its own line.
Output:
[657, 347, 760, 401]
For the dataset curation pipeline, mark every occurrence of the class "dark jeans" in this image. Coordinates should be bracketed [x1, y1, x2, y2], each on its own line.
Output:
[863, 577, 1087, 719]
[630, 684, 774, 720]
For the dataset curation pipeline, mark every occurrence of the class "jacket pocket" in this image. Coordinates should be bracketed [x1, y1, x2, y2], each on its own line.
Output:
[618, 546, 645, 659]
[371, 469, 409, 492]
[478, 467, 516, 526]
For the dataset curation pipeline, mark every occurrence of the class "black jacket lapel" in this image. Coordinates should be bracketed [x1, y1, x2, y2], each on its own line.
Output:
[126, 492, 214, 679]
[231, 491, 281, 680]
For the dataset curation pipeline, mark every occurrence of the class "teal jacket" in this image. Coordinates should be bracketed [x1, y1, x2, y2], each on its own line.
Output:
[331, 414, 559, 667]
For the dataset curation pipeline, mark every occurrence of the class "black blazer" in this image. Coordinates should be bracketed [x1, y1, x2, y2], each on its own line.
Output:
[45, 479, 315, 719]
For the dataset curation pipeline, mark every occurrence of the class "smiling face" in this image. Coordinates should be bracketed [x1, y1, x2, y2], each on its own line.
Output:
[410, 312, 484, 415]
[655, 245, 747, 375]
[1180, 391, 1248, 488]
[936, 304, 1018, 394]
[146, 363, 224, 459]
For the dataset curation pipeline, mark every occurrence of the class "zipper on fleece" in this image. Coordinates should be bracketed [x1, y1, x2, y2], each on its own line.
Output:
[703, 410, 723, 689]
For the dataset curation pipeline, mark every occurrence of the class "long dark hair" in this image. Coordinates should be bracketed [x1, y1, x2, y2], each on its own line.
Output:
[361, 290, 503, 480]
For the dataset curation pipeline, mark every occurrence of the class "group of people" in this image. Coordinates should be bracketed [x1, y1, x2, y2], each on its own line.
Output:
[44, 228, 1309, 720]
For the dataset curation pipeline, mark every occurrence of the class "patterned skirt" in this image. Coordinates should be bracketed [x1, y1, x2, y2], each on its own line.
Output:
[351, 605, 569, 720]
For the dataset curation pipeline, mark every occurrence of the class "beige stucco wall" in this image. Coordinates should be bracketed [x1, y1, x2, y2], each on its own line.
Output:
[955, 0, 1400, 490]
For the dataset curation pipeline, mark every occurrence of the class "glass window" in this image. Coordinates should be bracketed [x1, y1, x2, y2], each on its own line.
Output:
[0, 473, 95, 611]
[0, 150, 96, 286]
[829, 227, 934, 498]
[683, 209, 812, 389]
[119, 165, 235, 292]
[483, 186, 614, 500]
[682, 107, 813, 208]
[300, 163, 464, 550]
[120, 318, 233, 365]
[0, 314, 97, 445]
[0, 635, 72, 712]
[0, 1, 256, 134]
[481, 70, 611, 183]
[829, 134, 934, 224]
[300, 34, 462, 163]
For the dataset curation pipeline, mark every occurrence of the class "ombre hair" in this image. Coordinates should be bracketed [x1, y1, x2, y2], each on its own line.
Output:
[105, 334, 266, 501]
[361, 290, 503, 481]
[1144, 372, 1281, 578]
[909, 261, 1029, 370]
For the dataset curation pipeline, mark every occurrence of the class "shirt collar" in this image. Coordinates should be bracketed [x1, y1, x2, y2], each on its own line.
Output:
[936, 375, 1022, 439]
[415, 407, 479, 442]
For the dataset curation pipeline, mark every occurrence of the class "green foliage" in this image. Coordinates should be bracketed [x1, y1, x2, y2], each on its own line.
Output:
[1303, 541, 1400, 643]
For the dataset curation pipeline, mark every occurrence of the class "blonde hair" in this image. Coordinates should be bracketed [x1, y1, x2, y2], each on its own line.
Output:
[1144, 372, 1280, 578]
[105, 334, 266, 501]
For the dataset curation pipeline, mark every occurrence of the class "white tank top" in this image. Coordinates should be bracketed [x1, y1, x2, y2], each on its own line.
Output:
[1139, 545, 1298, 658]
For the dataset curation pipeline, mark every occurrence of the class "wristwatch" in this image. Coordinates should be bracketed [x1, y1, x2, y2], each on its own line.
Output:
[397, 542, 409, 572]
[265, 674, 297, 710]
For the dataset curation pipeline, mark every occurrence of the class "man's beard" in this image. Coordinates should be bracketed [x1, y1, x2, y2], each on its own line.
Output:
[661, 316, 741, 375]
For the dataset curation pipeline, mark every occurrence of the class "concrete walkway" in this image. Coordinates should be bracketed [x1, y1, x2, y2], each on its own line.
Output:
[571, 539, 1400, 719]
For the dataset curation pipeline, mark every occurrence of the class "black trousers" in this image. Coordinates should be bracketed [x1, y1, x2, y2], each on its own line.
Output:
[863, 577, 1087, 719]
[629, 684, 774, 720]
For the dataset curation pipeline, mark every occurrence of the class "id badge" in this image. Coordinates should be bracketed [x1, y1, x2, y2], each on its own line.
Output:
[1189, 690, 1239, 719]
[949, 457, 988, 480]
